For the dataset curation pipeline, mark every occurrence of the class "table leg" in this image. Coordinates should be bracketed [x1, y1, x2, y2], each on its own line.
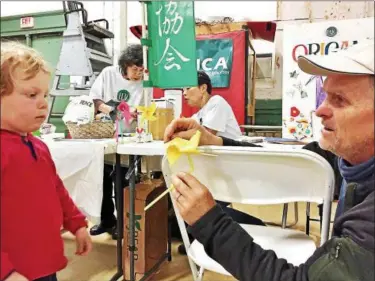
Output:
[128, 155, 136, 281]
[110, 153, 124, 281]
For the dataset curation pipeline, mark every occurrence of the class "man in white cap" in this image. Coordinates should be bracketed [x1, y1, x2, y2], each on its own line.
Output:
[163, 39, 374, 281]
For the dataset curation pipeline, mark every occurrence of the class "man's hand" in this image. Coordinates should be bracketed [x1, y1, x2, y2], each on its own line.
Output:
[75, 227, 92, 256]
[5, 272, 28, 281]
[171, 172, 216, 226]
[164, 118, 223, 146]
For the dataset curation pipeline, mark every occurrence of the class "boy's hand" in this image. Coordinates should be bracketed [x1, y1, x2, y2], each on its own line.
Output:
[75, 227, 92, 256]
[6, 272, 28, 281]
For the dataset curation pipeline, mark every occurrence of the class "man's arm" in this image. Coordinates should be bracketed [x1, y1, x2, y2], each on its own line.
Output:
[188, 205, 310, 281]
[205, 127, 218, 136]
[221, 136, 263, 147]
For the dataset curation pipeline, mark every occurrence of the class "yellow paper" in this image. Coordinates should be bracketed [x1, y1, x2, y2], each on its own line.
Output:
[144, 131, 201, 212]
[136, 102, 157, 124]
[165, 131, 201, 167]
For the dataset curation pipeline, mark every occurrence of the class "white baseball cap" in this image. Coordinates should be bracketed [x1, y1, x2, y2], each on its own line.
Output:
[297, 39, 374, 76]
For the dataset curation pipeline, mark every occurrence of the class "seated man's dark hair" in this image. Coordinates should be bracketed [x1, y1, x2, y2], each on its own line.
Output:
[198, 71, 212, 94]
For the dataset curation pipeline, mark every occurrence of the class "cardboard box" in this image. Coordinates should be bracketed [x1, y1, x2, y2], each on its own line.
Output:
[123, 179, 168, 281]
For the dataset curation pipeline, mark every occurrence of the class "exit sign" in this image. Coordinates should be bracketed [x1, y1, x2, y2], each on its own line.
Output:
[20, 17, 34, 29]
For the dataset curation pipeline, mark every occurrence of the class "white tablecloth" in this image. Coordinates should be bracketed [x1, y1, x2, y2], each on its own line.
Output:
[42, 137, 302, 223]
[43, 139, 116, 223]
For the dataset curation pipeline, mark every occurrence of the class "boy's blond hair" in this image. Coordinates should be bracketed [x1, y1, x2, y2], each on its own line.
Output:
[1, 41, 50, 96]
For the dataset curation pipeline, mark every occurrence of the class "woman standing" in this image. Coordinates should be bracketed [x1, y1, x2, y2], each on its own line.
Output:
[89, 44, 146, 239]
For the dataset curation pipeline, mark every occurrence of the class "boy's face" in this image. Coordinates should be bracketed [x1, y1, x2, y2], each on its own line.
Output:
[1, 68, 50, 134]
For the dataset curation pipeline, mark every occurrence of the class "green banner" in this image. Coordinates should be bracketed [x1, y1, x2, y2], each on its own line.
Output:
[146, 1, 197, 89]
[196, 39, 233, 88]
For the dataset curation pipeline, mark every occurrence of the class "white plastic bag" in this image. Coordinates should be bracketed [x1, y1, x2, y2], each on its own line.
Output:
[62, 95, 95, 125]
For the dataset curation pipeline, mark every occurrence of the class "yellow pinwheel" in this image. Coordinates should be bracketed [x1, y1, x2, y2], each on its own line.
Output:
[144, 131, 216, 212]
[136, 102, 157, 124]
[166, 130, 201, 168]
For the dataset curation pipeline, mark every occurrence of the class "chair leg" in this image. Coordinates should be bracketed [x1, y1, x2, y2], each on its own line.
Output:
[170, 193, 200, 281]
[197, 266, 205, 281]
[281, 203, 288, 229]
[318, 204, 323, 233]
[294, 202, 299, 226]
[306, 202, 311, 235]
[281, 203, 299, 229]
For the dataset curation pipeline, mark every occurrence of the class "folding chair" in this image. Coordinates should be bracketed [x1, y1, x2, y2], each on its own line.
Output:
[162, 146, 335, 281]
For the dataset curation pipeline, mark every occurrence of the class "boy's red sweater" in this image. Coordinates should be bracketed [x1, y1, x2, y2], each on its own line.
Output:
[1, 130, 87, 280]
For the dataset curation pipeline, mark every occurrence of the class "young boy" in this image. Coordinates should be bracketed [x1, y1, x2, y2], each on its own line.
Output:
[1, 42, 92, 281]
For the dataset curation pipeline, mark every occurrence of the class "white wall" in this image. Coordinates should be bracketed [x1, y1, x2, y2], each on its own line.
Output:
[125, 1, 277, 55]
[4, 1, 371, 100]
[1, 1, 277, 59]
[1, 1, 63, 16]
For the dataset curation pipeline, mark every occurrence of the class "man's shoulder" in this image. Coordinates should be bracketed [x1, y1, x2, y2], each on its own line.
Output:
[210, 94, 227, 104]
[207, 95, 229, 110]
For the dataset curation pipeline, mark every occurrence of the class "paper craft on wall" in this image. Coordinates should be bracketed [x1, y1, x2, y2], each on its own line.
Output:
[315, 76, 327, 109]
[283, 106, 313, 140]
[282, 18, 374, 142]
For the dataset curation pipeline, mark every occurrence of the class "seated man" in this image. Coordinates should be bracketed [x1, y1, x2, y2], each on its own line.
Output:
[89, 44, 145, 239]
[175, 72, 265, 255]
[184, 71, 242, 140]
[164, 40, 374, 280]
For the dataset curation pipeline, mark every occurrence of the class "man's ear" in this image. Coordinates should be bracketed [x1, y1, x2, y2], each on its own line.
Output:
[200, 84, 207, 93]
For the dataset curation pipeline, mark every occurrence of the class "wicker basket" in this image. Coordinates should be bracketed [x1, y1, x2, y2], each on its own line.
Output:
[66, 121, 115, 139]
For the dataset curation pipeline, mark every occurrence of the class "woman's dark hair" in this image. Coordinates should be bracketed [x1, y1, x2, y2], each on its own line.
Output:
[118, 44, 143, 76]
[198, 71, 212, 94]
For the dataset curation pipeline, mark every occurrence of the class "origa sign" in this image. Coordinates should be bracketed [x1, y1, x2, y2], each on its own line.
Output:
[20, 17, 34, 29]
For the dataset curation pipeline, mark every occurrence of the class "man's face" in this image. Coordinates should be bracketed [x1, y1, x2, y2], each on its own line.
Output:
[316, 74, 374, 164]
[0, 69, 50, 134]
[183, 85, 206, 107]
[126, 65, 144, 81]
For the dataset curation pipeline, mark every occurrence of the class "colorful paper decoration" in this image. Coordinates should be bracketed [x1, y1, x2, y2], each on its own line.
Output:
[136, 102, 157, 124]
[165, 130, 201, 171]
[290, 106, 301, 117]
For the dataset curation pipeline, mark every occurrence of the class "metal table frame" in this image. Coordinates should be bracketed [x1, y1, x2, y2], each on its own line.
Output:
[110, 153, 171, 281]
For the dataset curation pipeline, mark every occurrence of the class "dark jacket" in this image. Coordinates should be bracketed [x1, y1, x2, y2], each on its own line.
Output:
[303, 141, 342, 199]
[188, 137, 374, 281]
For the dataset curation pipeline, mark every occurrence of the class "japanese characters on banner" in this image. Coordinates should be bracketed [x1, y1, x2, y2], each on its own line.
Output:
[146, 1, 197, 89]
[282, 18, 374, 142]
